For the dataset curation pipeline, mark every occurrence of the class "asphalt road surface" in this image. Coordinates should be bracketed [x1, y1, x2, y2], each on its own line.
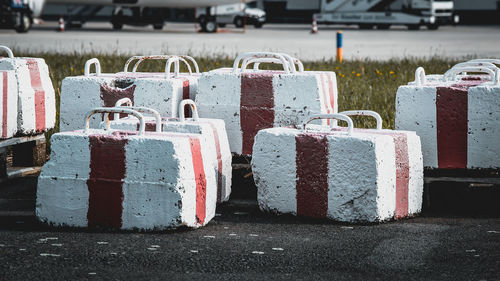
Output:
[1, 22, 499, 60]
[0, 176, 499, 280]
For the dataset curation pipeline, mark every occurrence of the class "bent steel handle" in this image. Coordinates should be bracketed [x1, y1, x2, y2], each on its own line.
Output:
[0, 46, 14, 58]
[467, 59, 500, 66]
[444, 66, 496, 81]
[279, 53, 304, 72]
[165, 57, 181, 77]
[179, 99, 200, 122]
[339, 110, 383, 130]
[139, 56, 193, 75]
[302, 114, 353, 135]
[178, 55, 200, 73]
[114, 97, 133, 108]
[123, 55, 175, 72]
[243, 58, 291, 72]
[84, 58, 101, 76]
[232, 52, 290, 74]
[84, 107, 145, 135]
[451, 61, 498, 71]
[123, 55, 195, 75]
[413, 67, 426, 86]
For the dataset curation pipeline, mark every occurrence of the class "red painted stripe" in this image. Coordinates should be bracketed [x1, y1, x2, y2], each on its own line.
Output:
[295, 133, 329, 218]
[326, 73, 335, 113]
[87, 135, 128, 228]
[240, 73, 275, 155]
[392, 134, 409, 218]
[25, 59, 46, 131]
[2, 72, 7, 138]
[189, 137, 207, 225]
[100, 84, 136, 120]
[205, 121, 224, 203]
[181, 78, 191, 118]
[436, 86, 468, 169]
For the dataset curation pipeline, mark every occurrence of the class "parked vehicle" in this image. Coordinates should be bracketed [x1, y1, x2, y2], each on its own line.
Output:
[314, 0, 459, 30]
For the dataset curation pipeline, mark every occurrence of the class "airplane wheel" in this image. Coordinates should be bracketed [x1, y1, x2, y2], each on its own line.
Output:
[377, 24, 390, 30]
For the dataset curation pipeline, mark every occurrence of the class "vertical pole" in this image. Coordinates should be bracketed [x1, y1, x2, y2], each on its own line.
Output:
[336, 30, 343, 63]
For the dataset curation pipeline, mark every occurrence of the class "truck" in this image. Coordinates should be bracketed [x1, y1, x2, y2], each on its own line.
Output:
[0, 0, 45, 32]
[196, 3, 266, 32]
[313, 0, 459, 30]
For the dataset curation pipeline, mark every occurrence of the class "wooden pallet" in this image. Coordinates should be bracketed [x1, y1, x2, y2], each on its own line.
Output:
[0, 134, 46, 182]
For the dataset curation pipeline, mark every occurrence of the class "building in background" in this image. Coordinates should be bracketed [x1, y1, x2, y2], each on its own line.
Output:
[453, 0, 500, 24]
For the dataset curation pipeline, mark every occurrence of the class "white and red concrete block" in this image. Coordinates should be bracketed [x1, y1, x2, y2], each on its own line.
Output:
[107, 99, 232, 203]
[60, 56, 201, 132]
[0, 71, 18, 139]
[0, 46, 56, 135]
[196, 52, 338, 155]
[37, 108, 217, 230]
[252, 113, 423, 223]
[396, 66, 500, 169]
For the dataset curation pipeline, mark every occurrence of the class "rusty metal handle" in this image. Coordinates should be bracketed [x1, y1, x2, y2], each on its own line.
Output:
[444, 66, 496, 82]
[84, 107, 145, 135]
[112, 98, 162, 132]
[279, 53, 304, 72]
[84, 58, 101, 76]
[302, 114, 353, 135]
[452, 61, 498, 71]
[233, 52, 290, 74]
[0, 46, 14, 58]
[339, 110, 383, 130]
[179, 99, 200, 122]
[467, 59, 500, 66]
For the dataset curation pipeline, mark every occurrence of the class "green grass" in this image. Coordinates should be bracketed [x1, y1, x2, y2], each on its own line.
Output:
[15, 51, 465, 144]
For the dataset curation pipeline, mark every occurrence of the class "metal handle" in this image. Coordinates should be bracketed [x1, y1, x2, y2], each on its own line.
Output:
[279, 53, 304, 72]
[123, 55, 197, 75]
[179, 99, 200, 122]
[413, 67, 426, 86]
[84, 107, 145, 135]
[112, 98, 162, 132]
[232, 52, 291, 74]
[339, 110, 383, 130]
[114, 97, 132, 107]
[302, 114, 353, 135]
[165, 57, 181, 77]
[244, 58, 291, 71]
[0, 46, 14, 58]
[451, 61, 498, 71]
[84, 58, 101, 76]
[467, 59, 500, 66]
[123, 55, 174, 72]
[444, 66, 496, 82]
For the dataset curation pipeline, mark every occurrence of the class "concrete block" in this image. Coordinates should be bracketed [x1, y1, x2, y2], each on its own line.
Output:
[0, 46, 56, 135]
[396, 66, 500, 169]
[37, 107, 217, 230]
[60, 56, 201, 132]
[196, 52, 338, 155]
[252, 113, 423, 223]
[106, 99, 232, 203]
[0, 71, 18, 139]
